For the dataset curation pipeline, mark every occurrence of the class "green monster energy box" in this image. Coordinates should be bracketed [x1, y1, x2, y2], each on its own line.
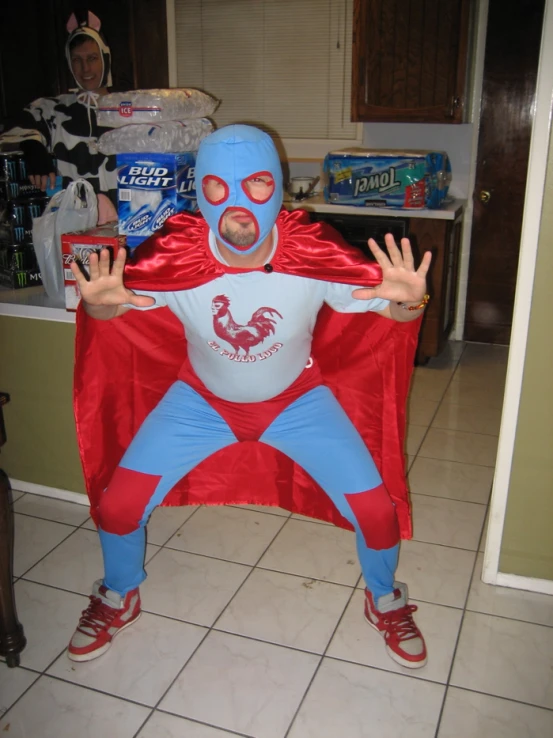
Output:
[323, 148, 452, 209]
[0, 243, 42, 289]
[0, 150, 45, 288]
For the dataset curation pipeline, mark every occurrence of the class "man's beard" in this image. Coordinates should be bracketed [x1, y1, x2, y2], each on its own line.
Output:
[221, 221, 256, 247]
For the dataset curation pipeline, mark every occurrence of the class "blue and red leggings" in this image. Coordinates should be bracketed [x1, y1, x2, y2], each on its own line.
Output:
[97, 381, 400, 600]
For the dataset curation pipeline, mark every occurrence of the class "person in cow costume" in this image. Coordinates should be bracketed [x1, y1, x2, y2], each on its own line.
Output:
[0, 11, 118, 223]
[68, 125, 431, 668]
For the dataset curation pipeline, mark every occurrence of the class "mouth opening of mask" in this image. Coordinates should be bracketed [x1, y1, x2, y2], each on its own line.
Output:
[218, 207, 260, 252]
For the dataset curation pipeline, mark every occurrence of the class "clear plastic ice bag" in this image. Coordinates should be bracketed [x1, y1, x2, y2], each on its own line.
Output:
[97, 89, 218, 128]
[97, 118, 214, 155]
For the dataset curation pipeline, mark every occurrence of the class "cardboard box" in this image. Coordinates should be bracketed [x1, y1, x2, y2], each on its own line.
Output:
[0, 267, 42, 290]
[0, 178, 45, 202]
[61, 223, 126, 312]
[117, 151, 197, 251]
[0, 243, 37, 271]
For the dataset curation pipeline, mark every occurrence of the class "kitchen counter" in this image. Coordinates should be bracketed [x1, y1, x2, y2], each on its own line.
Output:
[284, 192, 466, 220]
[0, 194, 466, 322]
[0, 285, 71, 322]
[1, 301, 83, 495]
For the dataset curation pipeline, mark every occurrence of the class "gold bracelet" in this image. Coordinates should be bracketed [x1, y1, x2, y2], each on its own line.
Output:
[397, 294, 430, 311]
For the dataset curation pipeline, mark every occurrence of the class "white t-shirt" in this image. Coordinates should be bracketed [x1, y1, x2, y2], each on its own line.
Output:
[133, 229, 389, 402]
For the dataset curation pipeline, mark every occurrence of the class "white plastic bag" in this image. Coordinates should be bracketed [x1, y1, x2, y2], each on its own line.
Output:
[32, 180, 98, 306]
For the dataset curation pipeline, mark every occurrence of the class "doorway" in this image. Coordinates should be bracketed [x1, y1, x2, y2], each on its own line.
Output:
[464, 0, 545, 344]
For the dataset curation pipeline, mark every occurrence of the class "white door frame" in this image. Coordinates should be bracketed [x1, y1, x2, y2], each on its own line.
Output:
[483, 0, 553, 594]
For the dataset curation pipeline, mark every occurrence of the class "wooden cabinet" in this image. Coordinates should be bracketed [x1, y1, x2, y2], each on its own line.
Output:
[308, 209, 463, 364]
[409, 215, 463, 362]
[351, 0, 471, 123]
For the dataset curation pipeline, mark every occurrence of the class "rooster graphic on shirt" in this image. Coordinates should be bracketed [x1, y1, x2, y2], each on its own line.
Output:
[211, 295, 283, 355]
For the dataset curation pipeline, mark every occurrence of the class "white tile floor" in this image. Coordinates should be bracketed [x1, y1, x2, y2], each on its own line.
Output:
[2, 342, 553, 737]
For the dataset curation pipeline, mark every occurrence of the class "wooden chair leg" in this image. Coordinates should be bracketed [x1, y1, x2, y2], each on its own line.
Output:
[0, 470, 26, 667]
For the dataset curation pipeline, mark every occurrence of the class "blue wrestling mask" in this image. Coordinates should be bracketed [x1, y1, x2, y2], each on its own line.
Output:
[195, 125, 283, 255]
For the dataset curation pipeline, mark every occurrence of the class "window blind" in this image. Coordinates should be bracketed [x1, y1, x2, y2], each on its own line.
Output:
[174, 0, 356, 141]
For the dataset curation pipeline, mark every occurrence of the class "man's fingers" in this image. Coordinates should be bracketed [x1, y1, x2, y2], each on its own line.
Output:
[39, 175, 47, 191]
[366, 238, 390, 268]
[400, 238, 415, 270]
[89, 247, 127, 281]
[127, 292, 156, 308]
[383, 233, 404, 267]
[69, 259, 88, 285]
[416, 250, 433, 279]
[351, 286, 378, 301]
[49, 172, 57, 191]
[97, 247, 113, 278]
[111, 246, 128, 278]
[87, 251, 100, 281]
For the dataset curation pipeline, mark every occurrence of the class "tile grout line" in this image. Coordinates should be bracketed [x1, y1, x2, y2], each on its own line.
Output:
[410, 491, 489, 507]
[406, 346, 467, 462]
[438, 683, 553, 714]
[0, 667, 41, 722]
[432, 501, 491, 737]
[415, 344, 469, 738]
[13, 517, 83, 581]
[132, 708, 254, 738]
[412, 454, 497, 470]
[282, 585, 360, 738]
[11, 510, 91, 526]
[429, 344, 482, 736]
[125, 511, 298, 736]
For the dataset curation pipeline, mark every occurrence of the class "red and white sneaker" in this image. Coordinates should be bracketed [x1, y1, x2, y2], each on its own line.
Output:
[67, 580, 141, 662]
[364, 583, 427, 669]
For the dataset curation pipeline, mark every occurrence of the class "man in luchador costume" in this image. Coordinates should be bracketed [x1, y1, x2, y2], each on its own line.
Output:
[68, 124, 431, 668]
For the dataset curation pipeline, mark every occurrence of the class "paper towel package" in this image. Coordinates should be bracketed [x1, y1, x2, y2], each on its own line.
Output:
[323, 148, 452, 209]
[117, 152, 197, 250]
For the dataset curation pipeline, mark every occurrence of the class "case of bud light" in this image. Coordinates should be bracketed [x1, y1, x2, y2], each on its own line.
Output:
[61, 223, 126, 311]
[117, 152, 197, 251]
[323, 149, 452, 209]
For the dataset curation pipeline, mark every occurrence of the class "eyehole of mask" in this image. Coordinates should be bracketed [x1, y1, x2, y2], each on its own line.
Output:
[242, 172, 275, 204]
[202, 175, 229, 205]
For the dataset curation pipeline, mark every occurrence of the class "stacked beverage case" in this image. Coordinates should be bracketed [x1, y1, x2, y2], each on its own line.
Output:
[0, 89, 218, 298]
[0, 151, 47, 289]
[96, 88, 217, 251]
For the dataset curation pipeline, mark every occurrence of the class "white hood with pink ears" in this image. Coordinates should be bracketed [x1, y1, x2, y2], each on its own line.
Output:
[65, 10, 113, 90]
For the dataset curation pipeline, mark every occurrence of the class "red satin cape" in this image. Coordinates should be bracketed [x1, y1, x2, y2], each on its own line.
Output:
[74, 209, 420, 538]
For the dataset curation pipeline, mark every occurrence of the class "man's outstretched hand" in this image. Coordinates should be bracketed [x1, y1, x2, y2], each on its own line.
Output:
[352, 234, 431, 304]
[70, 246, 155, 309]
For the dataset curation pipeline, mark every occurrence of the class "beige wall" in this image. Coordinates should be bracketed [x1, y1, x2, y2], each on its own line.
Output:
[0, 316, 86, 493]
[499, 122, 553, 581]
